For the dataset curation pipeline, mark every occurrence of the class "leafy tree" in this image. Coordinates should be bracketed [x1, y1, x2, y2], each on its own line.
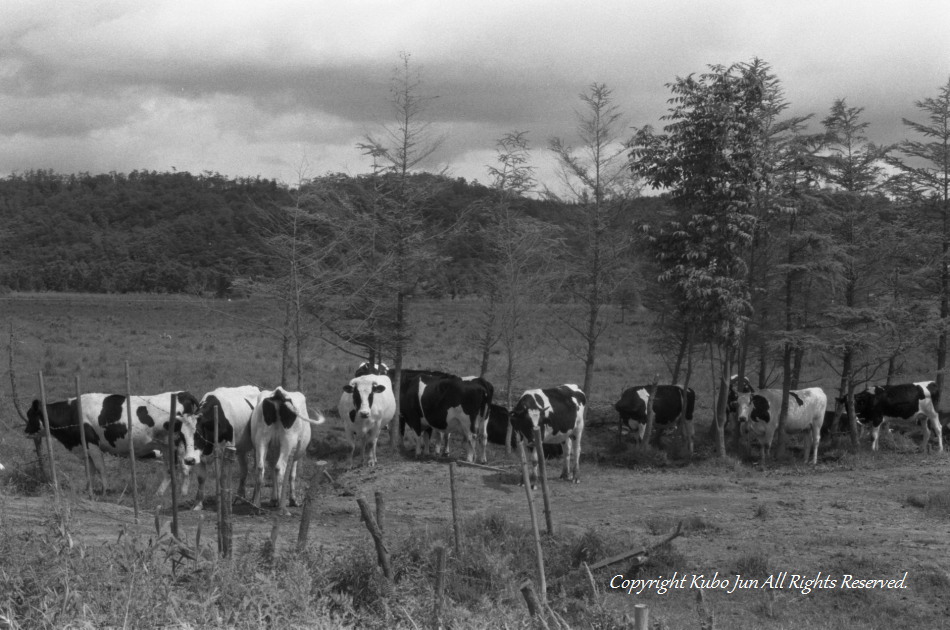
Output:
[889, 77, 950, 401]
[631, 61, 772, 456]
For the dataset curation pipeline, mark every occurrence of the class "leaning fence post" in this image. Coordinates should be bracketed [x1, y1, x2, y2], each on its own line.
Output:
[374, 490, 386, 538]
[124, 361, 139, 522]
[518, 439, 547, 601]
[166, 393, 179, 539]
[434, 544, 447, 620]
[74, 375, 94, 500]
[532, 426, 554, 535]
[448, 461, 462, 553]
[36, 371, 60, 501]
[357, 496, 392, 591]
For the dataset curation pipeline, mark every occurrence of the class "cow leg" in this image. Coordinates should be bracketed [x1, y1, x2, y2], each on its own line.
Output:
[475, 417, 489, 464]
[682, 419, 695, 457]
[369, 432, 379, 467]
[926, 411, 942, 453]
[870, 424, 881, 451]
[251, 446, 267, 508]
[191, 462, 207, 511]
[87, 448, 108, 494]
[572, 431, 582, 483]
[287, 459, 300, 509]
[560, 438, 572, 481]
[235, 448, 250, 499]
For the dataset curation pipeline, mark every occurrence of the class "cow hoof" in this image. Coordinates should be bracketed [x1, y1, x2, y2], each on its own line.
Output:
[572, 478, 581, 484]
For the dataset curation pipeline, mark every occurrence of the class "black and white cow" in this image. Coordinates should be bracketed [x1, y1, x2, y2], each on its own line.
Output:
[249, 387, 325, 512]
[487, 403, 563, 458]
[339, 374, 397, 467]
[614, 385, 696, 453]
[184, 385, 261, 508]
[399, 370, 493, 463]
[839, 381, 941, 452]
[355, 361, 391, 378]
[735, 388, 827, 463]
[510, 384, 586, 486]
[25, 391, 202, 494]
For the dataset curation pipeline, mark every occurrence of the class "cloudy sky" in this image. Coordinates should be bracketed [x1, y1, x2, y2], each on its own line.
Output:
[2, 0, 948, 191]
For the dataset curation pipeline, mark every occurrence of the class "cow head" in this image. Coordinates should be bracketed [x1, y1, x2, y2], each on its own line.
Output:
[343, 377, 388, 427]
[735, 392, 770, 425]
[163, 413, 202, 468]
[512, 392, 548, 429]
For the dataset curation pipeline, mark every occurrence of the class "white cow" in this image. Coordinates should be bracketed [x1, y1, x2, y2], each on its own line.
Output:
[339, 374, 396, 468]
[182, 385, 261, 509]
[249, 387, 325, 513]
[736, 387, 827, 464]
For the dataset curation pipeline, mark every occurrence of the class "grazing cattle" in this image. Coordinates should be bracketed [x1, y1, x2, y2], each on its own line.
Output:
[399, 370, 493, 463]
[183, 385, 261, 509]
[25, 391, 201, 493]
[355, 361, 391, 377]
[735, 388, 827, 464]
[249, 387, 325, 512]
[614, 385, 696, 453]
[339, 374, 397, 467]
[839, 381, 941, 452]
[510, 384, 586, 486]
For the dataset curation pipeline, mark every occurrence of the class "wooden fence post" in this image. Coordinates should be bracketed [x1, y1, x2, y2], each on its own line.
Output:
[214, 406, 222, 548]
[124, 361, 139, 522]
[219, 446, 234, 558]
[74, 375, 94, 500]
[356, 496, 392, 589]
[634, 603, 650, 630]
[374, 490, 386, 538]
[297, 461, 327, 553]
[36, 371, 59, 500]
[518, 439, 546, 601]
[449, 461, 461, 553]
[434, 544, 447, 619]
[166, 393, 179, 539]
[532, 426, 554, 535]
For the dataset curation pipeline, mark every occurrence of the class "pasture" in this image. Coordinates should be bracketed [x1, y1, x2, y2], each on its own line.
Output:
[1, 293, 949, 629]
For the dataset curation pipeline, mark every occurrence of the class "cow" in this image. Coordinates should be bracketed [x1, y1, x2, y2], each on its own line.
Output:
[183, 385, 261, 509]
[487, 403, 563, 458]
[249, 387, 325, 513]
[339, 374, 397, 467]
[510, 384, 586, 486]
[399, 370, 493, 463]
[614, 385, 696, 453]
[838, 381, 941, 452]
[735, 388, 827, 464]
[25, 391, 202, 494]
[355, 361, 391, 378]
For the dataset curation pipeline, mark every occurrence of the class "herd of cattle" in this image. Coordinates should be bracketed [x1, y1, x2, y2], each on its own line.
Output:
[14, 363, 945, 512]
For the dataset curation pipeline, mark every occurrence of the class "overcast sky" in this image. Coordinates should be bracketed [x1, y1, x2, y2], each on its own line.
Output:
[2, 1, 948, 192]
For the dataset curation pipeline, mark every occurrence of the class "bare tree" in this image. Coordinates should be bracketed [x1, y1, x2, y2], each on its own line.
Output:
[548, 83, 639, 398]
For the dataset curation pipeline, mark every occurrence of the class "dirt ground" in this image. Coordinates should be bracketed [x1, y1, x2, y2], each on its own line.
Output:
[3, 421, 950, 627]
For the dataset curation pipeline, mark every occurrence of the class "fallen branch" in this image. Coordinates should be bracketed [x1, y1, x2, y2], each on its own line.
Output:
[588, 521, 684, 571]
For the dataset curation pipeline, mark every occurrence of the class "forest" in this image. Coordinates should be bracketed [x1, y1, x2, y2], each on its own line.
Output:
[1, 60, 949, 455]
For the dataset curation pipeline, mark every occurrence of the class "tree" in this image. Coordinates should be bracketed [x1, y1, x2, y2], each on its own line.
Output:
[548, 83, 639, 399]
[357, 52, 449, 447]
[889, 78, 950, 402]
[631, 61, 773, 457]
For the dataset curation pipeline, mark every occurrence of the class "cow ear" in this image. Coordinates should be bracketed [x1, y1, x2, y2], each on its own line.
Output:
[373, 384, 386, 394]
[343, 385, 354, 394]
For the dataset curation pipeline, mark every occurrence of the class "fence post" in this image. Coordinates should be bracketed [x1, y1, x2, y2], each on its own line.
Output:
[74, 375, 94, 500]
[297, 461, 327, 552]
[36, 371, 59, 501]
[124, 361, 139, 522]
[356, 496, 392, 590]
[434, 544, 447, 620]
[449, 461, 462, 553]
[518, 439, 546, 601]
[166, 393, 179, 539]
[219, 446, 234, 558]
[532, 426, 554, 535]
[214, 406, 222, 549]
[375, 490, 386, 538]
[634, 603, 650, 630]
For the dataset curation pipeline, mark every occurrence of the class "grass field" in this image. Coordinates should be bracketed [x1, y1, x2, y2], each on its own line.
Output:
[1, 293, 949, 629]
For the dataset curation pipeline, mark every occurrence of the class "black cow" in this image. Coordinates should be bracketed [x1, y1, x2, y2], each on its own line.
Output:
[614, 384, 696, 453]
[399, 370, 494, 463]
[838, 381, 941, 452]
[510, 384, 586, 486]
